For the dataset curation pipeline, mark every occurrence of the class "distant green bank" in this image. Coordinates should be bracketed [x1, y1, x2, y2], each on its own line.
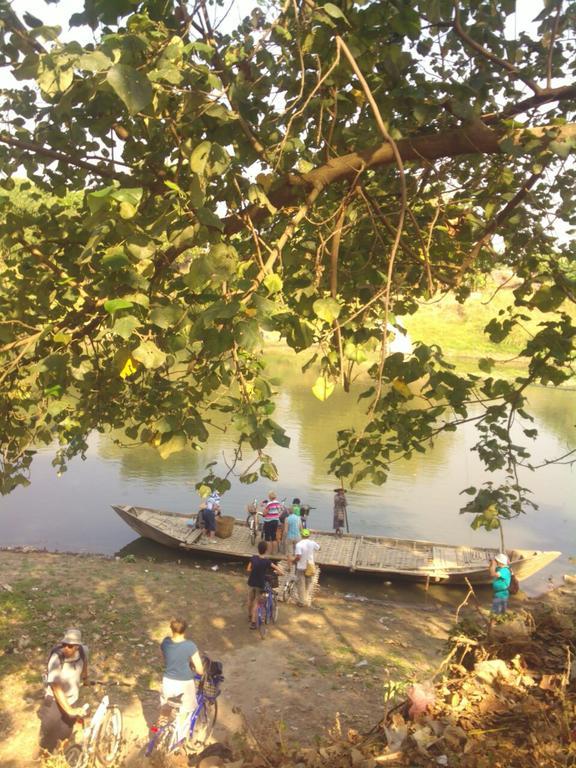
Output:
[401, 285, 575, 384]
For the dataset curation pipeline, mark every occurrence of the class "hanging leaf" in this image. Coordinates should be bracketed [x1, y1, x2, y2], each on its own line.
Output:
[313, 297, 343, 323]
[107, 64, 153, 115]
[312, 376, 335, 401]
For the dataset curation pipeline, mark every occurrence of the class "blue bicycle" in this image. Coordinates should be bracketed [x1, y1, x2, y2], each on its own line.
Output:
[145, 670, 223, 758]
[256, 583, 279, 639]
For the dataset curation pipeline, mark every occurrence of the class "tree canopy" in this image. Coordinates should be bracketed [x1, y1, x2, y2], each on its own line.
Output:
[0, 0, 575, 529]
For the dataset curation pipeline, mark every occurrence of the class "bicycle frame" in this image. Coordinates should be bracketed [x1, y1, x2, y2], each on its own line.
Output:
[78, 695, 109, 750]
[256, 583, 277, 632]
[145, 677, 220, 757]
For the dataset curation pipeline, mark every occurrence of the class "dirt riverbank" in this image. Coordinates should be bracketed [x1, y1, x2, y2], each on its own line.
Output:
[0, 549, 456, 766]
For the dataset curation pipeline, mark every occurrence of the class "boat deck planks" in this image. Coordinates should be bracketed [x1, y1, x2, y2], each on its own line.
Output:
[112, 505, 561, 584]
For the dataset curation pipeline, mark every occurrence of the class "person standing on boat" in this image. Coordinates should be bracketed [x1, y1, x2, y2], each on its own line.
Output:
[202, 490, 221, 541]
[284, 504, 303, 555]
[489, 553, 511, 614]
[263, 491, 282, 554]
[333, 488, 347, 536]
[294, 529, 320, 606]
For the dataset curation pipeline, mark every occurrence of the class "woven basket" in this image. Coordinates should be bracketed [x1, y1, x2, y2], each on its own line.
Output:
[215, 515, 235, 539]
[202, 676, 222, 700]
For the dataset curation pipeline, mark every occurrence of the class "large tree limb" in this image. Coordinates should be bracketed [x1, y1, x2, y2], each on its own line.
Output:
[223, 121, 576, 235]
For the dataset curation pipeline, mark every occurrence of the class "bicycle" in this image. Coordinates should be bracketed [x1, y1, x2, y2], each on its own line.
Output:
[246, 499, 263, 546]
[279, 564, 298, 604]
[256, 582, 279, 639]
[145, 670, 223, 758]
[64, 689, 123, 768]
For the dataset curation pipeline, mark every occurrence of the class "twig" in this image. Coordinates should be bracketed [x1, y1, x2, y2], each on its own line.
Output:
[453, 3, 541, 95]
[335, 36, 407, 415]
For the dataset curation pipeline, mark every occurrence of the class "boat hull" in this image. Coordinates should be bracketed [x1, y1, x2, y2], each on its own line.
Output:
[112, 505, 560, 585]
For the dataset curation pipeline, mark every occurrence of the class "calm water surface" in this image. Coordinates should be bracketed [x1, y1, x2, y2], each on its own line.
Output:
[1, 359, 574, 599]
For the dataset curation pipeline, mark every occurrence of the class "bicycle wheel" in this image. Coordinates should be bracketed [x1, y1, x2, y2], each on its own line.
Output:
[187, 700, 218, 752]
[257, 603, 267, 639]
[271, 594, 279, 624]
[64, 743, 88, 768]
[249, 521, 256, 546]
[95, 705, 123, 766]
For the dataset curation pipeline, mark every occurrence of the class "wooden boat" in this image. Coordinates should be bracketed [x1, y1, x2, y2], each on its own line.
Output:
[112, 505, 561, 585]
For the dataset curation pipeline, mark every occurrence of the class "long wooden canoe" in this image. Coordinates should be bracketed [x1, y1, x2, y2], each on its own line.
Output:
[112, 505, 561, 585]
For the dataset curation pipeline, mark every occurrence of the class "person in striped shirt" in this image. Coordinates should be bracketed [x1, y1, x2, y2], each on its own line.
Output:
[262, 491, 283, 554]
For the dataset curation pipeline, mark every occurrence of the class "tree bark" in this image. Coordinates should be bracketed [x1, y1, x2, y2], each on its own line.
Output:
[224, 121, 576, 234]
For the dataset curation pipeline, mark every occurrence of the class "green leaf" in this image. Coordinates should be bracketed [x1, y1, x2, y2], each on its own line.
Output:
[112, 315, 141, 339]
[78, 51, 111, 72]
[313, 297, 342, 323]
[37, 57, 74, 96]
[344, 342, 367, 363]
[322, 3, 349, 21]
[132, 341, 167, 369]
[119, 201, 136, 219]
[189, 141, 212, 176]
[102, 247, 130, 269]
[104, 298, 134, 313]
[107, 64, 153, 115]
[312, 376, 335, 401]
[478, 357, 494, 373]
[150, 305, 182, 329]
[263, 273, 283, 294]
[260, 461, 279, 481]
[236, 320, 261, 350]
[530, 285, 565, 311]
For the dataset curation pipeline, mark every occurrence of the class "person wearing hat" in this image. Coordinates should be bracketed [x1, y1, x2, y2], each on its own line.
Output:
[489, 553, 512, 614]
[333, 488, 347, 536]
[294, 529, 320, 606]
[38, 628, 88, 753]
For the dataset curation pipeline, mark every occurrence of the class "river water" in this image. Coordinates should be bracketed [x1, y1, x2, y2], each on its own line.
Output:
[1, 357, 574, 598]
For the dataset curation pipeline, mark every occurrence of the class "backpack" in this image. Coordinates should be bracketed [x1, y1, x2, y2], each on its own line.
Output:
[47, 643, 86, 666]
[44, 643, 86, 684]
[509, 573, 520, 595]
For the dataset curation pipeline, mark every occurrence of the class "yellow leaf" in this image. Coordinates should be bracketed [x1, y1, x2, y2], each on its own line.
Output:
[312, 376, 335, 401]
[119, 357, 138, 379]
[392, 378, 412, 398]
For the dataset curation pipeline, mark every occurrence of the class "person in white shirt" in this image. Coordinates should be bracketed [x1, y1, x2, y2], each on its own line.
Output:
[294, 529, 320, 606]
[38, 627, 88, 753]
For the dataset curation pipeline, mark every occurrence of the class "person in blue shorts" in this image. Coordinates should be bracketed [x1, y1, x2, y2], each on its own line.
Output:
[489, 553, 511, 614]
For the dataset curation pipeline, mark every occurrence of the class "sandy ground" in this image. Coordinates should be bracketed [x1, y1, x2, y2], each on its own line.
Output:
[0, 550, 455, 766]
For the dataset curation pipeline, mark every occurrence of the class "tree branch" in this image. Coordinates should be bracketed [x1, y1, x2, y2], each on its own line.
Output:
[453, 3, 541, 95]
[224, 121, 576, 235]
[457, 164, 548, 281]
[0, 133, 135, 184]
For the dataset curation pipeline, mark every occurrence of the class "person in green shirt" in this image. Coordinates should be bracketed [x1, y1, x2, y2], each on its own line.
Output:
[489, 553, 511, 614]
